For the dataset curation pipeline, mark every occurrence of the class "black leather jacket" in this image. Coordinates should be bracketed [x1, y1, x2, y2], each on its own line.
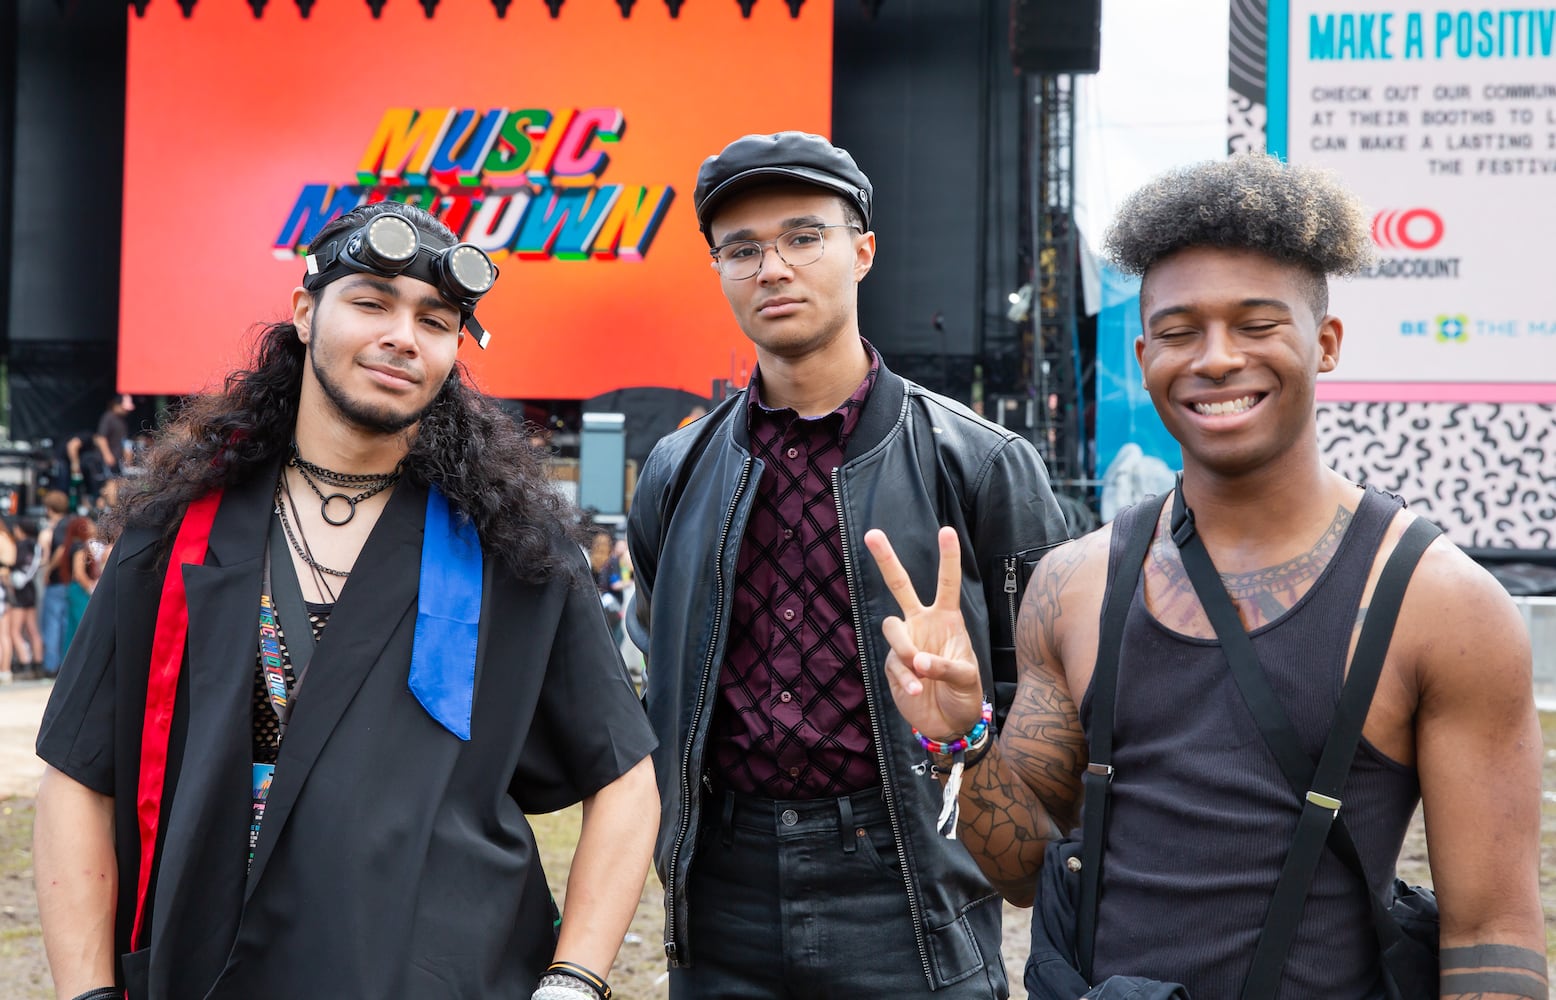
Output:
[626, 360, 1069, 990]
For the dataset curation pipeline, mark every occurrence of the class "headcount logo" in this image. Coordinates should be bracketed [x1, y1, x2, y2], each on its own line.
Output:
[272, 107, 675, 262]
[1360, 207, 1461, 279]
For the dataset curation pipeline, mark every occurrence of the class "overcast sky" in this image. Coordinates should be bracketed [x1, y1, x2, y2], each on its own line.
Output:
[1075, 0, 1231, 252]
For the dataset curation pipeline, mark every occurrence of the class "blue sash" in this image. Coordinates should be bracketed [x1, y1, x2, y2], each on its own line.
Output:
[409, 485, 483, 740]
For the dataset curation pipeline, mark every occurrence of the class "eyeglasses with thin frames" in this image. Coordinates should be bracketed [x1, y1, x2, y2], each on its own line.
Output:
[708, 224, 862, 280]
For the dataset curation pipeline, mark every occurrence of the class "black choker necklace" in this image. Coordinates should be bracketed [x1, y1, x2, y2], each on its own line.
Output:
[288, 446, 402, 526]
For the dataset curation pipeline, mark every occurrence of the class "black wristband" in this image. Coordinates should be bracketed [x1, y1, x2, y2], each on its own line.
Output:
[70, 989, 122, 1000]
[962, 727, 995, 768]
[545, 961, 611, 1000]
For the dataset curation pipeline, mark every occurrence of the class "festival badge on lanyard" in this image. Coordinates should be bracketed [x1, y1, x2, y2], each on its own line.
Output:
[249, 763, 274, 869]
[250, 592, 286, 870]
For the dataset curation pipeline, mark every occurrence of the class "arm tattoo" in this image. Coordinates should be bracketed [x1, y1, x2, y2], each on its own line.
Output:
[957, 541, 1089, 899]
[1147, 503, 1355, 631]
[1440, 943, 1548, 999]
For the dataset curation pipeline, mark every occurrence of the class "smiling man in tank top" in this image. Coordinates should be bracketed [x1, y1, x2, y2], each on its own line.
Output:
[865, 154, 1545, 999]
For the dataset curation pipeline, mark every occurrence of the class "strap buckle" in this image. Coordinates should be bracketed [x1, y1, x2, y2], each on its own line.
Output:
[1087, 762, 1115, 781]
[1305, 790, 1341, 815]
[1169, 474, 1197, 547]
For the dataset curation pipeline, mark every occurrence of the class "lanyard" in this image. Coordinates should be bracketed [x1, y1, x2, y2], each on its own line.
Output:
[260, 525, 319, 739]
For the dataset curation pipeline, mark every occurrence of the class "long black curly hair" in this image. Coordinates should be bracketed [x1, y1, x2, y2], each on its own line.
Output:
[107, 203, 575, 582]
[1103, 153, 1375, 317]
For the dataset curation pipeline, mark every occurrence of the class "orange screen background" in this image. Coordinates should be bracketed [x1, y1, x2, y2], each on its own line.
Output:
[120, 2, 833, 399]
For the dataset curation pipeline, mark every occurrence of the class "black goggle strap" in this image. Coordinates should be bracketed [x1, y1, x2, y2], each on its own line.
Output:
[302, 242, 495, 349]
[465, 314, 492, 350]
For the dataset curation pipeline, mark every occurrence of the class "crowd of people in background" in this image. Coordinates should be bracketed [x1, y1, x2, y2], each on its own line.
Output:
[0, 483, 118, 684]
[0, 395, 143, 683]
[585, 520, 644, 689]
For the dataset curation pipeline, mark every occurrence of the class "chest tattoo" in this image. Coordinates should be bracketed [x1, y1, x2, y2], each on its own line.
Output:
[1149, 505, 1354, 632]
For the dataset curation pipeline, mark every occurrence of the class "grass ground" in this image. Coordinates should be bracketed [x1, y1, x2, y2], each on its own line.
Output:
[4, 712, 1553, 997]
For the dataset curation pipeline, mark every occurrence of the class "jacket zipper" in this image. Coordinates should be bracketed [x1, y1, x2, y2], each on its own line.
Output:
[1004, 555, 1020, 644]
[833, 465, 935, 987]
[664, 457, 752, 964]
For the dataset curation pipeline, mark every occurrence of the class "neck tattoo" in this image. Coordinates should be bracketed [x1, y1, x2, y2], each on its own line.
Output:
[288, 443, 401, 527]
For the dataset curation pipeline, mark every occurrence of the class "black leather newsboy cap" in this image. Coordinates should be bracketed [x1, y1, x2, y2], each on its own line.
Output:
[694, 131, 873, 243]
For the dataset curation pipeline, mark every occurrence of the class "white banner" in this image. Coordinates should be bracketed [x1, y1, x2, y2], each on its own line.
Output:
[1282, 2, 1556, 387]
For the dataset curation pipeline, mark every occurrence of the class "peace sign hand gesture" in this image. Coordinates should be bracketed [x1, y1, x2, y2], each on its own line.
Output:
[863, 525, 987, 743]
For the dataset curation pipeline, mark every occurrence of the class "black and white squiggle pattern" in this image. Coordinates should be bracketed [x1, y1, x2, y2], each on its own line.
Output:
[1317, 403, 1556, 550]
[1228, 0, 1268, 153]
[1228, 92, 1267, 155]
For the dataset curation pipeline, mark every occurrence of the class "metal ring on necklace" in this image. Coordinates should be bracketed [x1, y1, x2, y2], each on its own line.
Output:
[320, 493, 356, 526]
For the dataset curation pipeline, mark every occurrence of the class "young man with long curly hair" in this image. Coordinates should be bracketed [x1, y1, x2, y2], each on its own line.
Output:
[33, 202, 658, 1000]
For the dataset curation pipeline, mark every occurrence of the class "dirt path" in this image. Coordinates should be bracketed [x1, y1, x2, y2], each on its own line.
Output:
[0, 682, 50, 800]
[0, 681, 52, 999]
[2, 683, 1552, 997]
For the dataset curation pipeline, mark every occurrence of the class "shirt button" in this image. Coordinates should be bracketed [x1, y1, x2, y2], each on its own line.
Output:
[779, 691, 793, 704]
[781, 808, 799, 826]
[786, 447, 799, 459]
[782, 608, 795, 621]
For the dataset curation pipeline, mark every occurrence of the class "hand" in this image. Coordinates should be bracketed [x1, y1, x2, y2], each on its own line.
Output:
[863, 525, 986, 743]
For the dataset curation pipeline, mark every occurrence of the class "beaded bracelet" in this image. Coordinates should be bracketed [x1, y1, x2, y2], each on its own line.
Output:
[929, 724, 994, 776]
[912, 701, 993, 756]
[544, 960, 612, 1000]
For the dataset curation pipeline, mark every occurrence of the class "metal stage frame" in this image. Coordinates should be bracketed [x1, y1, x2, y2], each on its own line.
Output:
[1005, 71, 1091, 514]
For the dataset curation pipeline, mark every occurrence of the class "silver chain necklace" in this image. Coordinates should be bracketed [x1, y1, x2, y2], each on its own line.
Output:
[274, 478, 349, 582]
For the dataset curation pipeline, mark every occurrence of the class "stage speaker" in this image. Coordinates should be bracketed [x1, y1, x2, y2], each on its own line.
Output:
[1011, 0, 1102, 74]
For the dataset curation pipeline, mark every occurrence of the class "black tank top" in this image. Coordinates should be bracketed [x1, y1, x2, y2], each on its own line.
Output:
[1079, 487, 1421, 1000]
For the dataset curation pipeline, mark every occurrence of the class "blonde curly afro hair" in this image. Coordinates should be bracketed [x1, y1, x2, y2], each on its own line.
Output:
[1102, 153, 1374, 317]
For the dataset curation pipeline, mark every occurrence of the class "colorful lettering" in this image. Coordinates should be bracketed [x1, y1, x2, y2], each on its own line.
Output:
[282, 106, 672, 263]
[429, 109, 507, 187]
[273, 183, 367, 256]
[514, 187, 619, 260]
[551, 107, 625, 187]
[355, 108, 454, 185]
[464, 193, 532, 259]
[482, 109, 550, 185]
[591, 185, 674, 262]
[525, 108, 578, 184]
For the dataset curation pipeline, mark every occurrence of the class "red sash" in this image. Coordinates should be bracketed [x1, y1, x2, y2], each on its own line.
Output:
[130, 491, 222, 950]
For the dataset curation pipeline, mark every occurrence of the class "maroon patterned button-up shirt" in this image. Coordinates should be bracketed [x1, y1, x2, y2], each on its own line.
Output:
[707, 347, 882, 799]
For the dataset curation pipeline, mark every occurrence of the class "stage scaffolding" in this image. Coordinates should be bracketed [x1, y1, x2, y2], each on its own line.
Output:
[1019, 73, 1086, 492]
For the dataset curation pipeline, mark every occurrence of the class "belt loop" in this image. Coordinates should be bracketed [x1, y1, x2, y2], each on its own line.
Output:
[720, 791, 735, 847]
[837, 795, 856, 853]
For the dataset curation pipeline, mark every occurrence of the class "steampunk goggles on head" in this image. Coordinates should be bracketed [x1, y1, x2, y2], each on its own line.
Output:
[303, 213, 498, 349]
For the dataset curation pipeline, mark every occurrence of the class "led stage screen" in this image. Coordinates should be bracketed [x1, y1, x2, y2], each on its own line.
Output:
[121, 2, 833, 399]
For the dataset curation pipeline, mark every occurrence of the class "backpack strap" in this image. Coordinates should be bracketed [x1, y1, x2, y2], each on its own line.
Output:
[1076, 490, 1169, 981]
[1241, 515, 1440, 999]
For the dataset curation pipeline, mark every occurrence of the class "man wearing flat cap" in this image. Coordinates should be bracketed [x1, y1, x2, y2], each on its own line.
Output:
[627, 131, 1069, 996]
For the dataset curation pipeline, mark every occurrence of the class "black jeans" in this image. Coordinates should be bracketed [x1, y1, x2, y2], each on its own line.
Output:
[669, 787, 1008, 999]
